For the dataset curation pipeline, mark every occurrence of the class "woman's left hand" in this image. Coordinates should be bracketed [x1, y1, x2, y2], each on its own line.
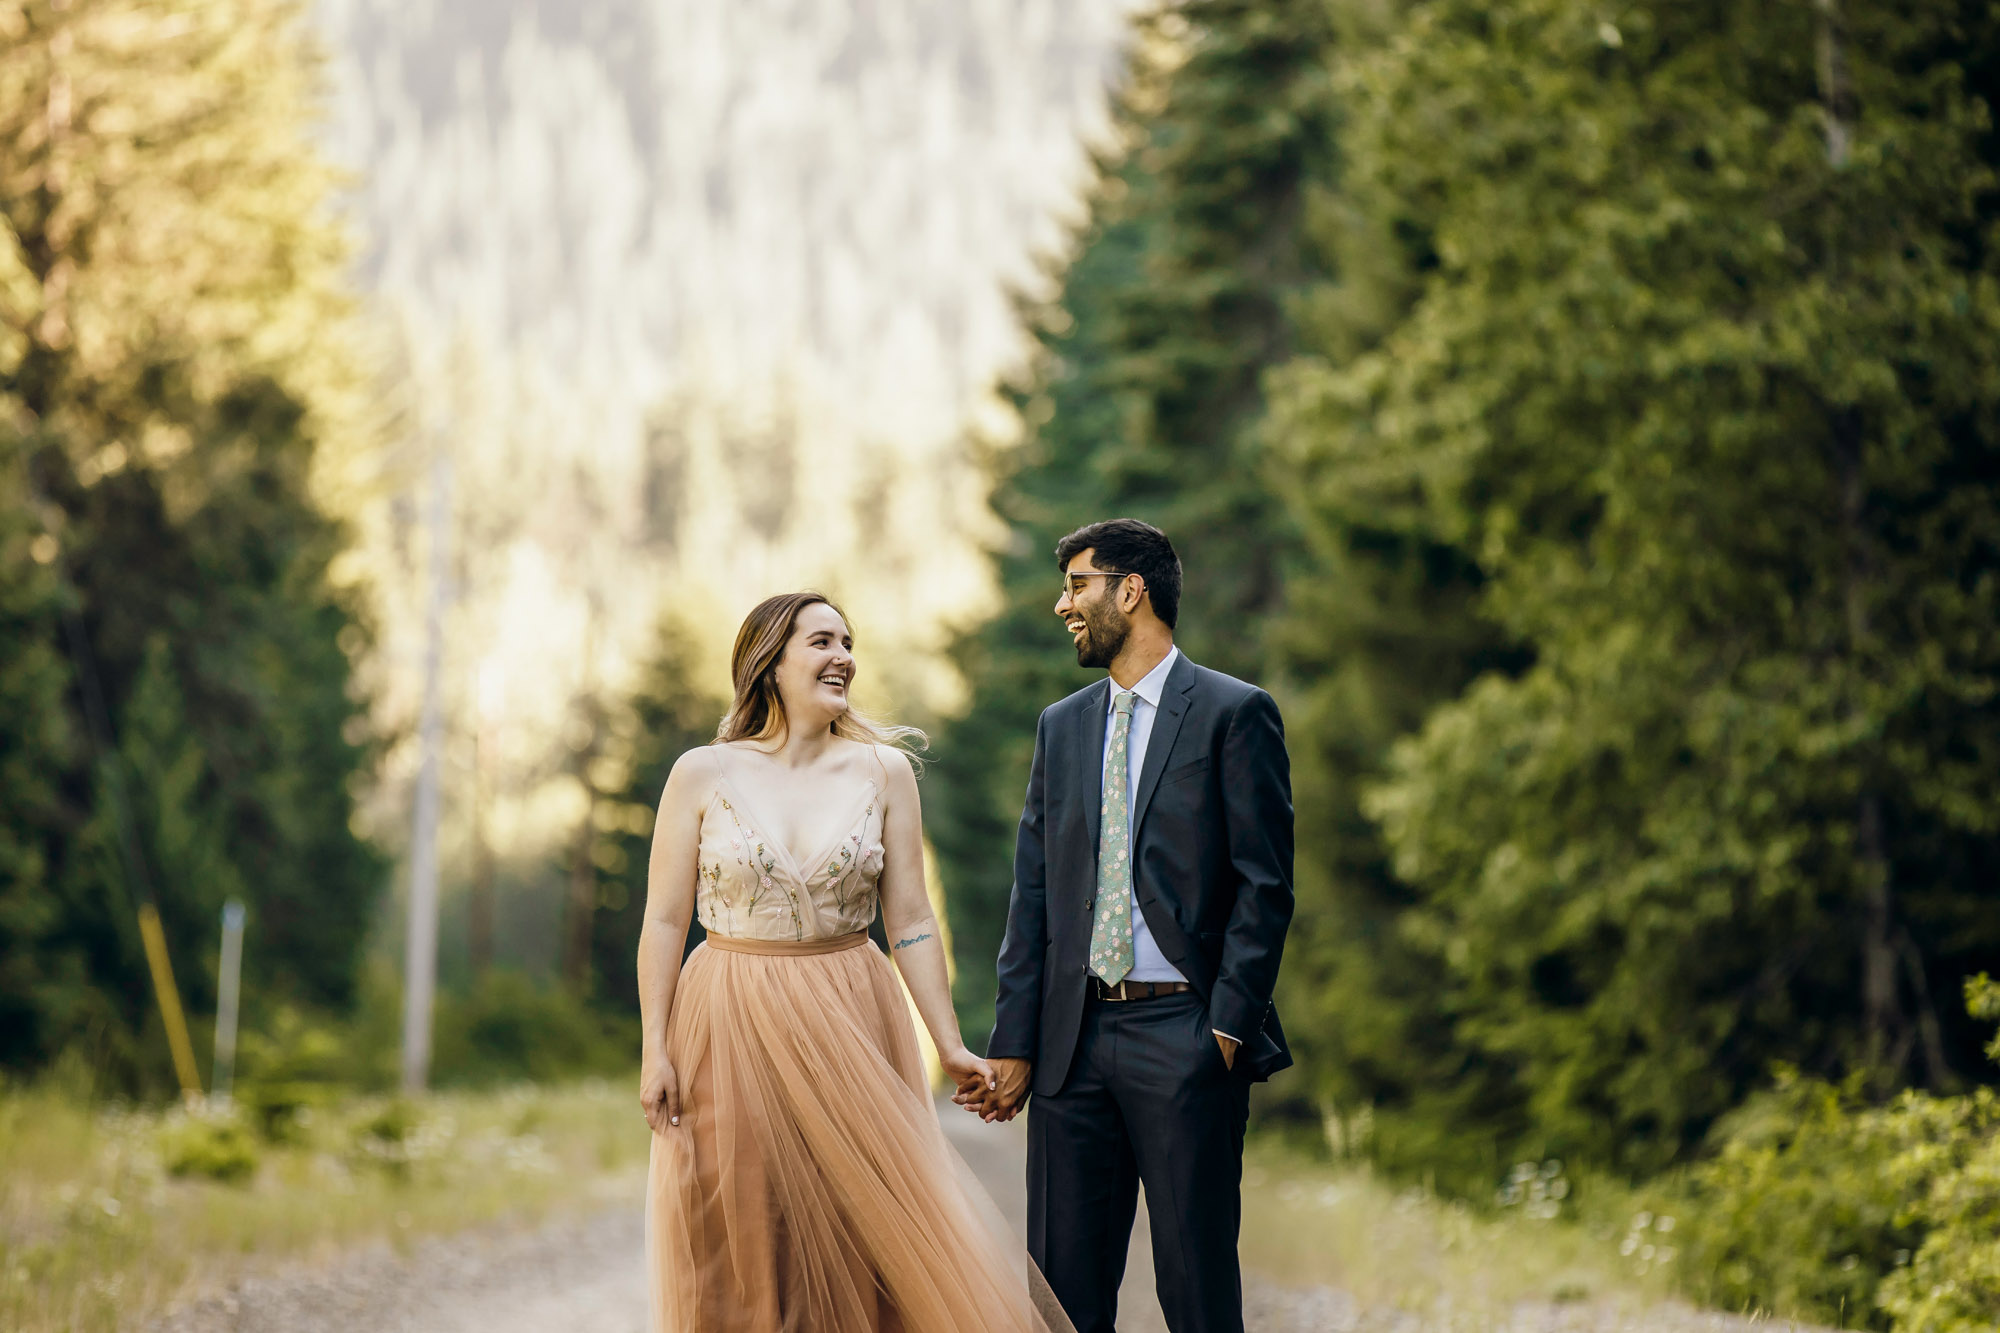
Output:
[940, 1044, 996, 1104]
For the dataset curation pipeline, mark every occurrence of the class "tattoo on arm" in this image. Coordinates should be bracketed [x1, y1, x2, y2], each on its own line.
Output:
[892, 932, 933, 951]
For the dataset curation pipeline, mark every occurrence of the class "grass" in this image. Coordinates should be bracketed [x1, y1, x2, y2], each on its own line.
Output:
[1237, 1140, 1700, 1323]
[0, 1078, 649, 1333]
[2, 1079, 1811, 1333]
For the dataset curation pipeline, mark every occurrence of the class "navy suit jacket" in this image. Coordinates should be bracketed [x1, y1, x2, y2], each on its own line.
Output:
[988, 652, 1295, 1095]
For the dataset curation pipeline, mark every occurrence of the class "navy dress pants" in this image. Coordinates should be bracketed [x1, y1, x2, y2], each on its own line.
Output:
[1026, 991, 1252, 1333]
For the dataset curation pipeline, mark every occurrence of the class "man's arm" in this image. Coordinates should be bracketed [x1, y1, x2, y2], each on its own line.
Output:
[1207, 688, 1295, 1050]
[987, 710, 1051, 1061]
[960, 709, 1050, 1119]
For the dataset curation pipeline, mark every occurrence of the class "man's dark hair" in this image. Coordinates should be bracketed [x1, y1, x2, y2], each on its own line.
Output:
[1055, 519, 1182, 629]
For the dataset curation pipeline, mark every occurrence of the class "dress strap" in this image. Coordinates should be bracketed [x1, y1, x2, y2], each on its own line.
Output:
[704, 931, 871, 957]
[695, 745, 726, 819]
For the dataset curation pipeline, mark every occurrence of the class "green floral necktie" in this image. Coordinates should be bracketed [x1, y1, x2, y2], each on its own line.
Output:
[1090, 690, 1138, 985]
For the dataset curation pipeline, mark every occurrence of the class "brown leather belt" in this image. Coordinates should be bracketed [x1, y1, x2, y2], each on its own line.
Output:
[1089, 977, 1193, 1002]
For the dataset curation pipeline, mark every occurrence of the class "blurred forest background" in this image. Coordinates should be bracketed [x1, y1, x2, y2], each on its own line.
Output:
[6, 0, 2000, 1328]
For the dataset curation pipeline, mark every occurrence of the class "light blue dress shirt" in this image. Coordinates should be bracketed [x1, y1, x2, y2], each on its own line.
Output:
[1100, 646, 1239, 1048]
[1102, 646, 1188, 984]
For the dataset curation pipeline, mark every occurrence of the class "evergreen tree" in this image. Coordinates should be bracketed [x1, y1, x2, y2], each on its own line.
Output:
[0, 0, 380, 1089]
[932, 0, 1338, 1043]
[1260, 2, 1531, 1175]
[588, 621, 728, 1010]
[0, 439, 78, 1070]
[1289, 0, 2000, 1175]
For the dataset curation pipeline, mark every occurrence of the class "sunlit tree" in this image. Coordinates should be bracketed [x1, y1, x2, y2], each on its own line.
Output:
[1282, 0, 2000, 1175]
[0, 0, 379, 1090]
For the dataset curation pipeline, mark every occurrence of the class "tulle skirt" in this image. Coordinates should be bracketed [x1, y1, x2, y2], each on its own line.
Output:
[646, 932, 1072, 1333]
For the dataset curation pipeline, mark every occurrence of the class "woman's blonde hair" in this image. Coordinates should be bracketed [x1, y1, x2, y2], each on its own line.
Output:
[716, 592, 926, 754]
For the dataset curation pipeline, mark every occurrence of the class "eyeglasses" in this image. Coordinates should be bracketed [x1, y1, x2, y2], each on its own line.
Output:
[1059, 570, 1135, 599]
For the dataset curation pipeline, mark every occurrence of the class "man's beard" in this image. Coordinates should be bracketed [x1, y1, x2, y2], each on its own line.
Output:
[1074, 602, 1130, 669]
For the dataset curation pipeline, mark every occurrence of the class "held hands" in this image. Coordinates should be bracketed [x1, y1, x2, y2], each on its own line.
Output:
[640, 1059, 682, 1133]
[939, 1044, 997, 1114]
[948, 1040, 1231, 1123]
[953, 1056, 1031, 1122]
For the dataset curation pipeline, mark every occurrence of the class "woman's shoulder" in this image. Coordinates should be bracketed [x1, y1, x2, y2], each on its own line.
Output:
[856, 741, 917, 790]
[662, 744, 726, 801]
[671, 741, 727, 770]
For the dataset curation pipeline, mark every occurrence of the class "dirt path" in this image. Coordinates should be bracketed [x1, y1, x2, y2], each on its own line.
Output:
[151, 1106, 1816, 1333]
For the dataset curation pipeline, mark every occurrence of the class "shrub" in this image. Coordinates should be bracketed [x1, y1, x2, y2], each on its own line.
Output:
[430, 971, 635, 1087]
[1667, 977, 2000, 1331]
[352, 1097, 418, 1146]
[1875, 976, 2000, 1332]
[1668, 1073, 1917, 1327]
[234, 1007, 358, 1141]
[1873, 1088, 2000, 1331]
[343, 1096, 426, 1180]
[158, 1111, 260, 1183]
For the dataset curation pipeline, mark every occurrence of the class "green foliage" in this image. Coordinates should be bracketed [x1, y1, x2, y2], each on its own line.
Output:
[431, 971, 635, 1088]
[588, 619, 728, 1006]
[1670, 1073, 1916, 1326]
[0, 0, 382, 1092]
[0, 440, 78, 1068]
[351, 1097, 418, 1146]
[1665, 978, 2000, 1330]
[1261, 0, 1524, 1178]
[235, 1005, 362, 1140]
[1876, 1089, 2000, 1331]
[934, 0, 1339, 1044]
[1274, 0, 2000, 1176]
[158, 1110, 260, 1183]
[220, 969, 629, 1133]
[343, 1096, 423, 1178]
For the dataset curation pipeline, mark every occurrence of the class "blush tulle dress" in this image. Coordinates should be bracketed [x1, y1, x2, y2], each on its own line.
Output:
[646, 748, 1073, 1333]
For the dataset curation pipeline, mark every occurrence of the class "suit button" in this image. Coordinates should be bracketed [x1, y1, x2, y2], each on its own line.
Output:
[1085, 895, 1095, 913]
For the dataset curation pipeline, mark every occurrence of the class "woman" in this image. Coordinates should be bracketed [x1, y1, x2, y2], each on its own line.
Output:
[637, 592, 1072, 1333]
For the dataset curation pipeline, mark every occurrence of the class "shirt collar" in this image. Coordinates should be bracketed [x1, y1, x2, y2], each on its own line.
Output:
[1108, 645, 1179, 712]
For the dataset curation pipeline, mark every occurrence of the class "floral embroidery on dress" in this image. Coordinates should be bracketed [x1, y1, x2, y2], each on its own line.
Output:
[698, 858, 737, 934]
[696, 779, 884, 941]
[822, 826, 861, 912]
[718, 798, 781, 912]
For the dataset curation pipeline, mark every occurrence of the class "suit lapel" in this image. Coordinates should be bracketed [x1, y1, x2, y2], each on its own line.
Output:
[1129, 653, 1196, 848]
[1078, 678, 1109, 857]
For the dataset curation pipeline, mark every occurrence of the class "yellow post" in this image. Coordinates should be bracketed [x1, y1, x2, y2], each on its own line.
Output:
[137, 902, 203, 1103]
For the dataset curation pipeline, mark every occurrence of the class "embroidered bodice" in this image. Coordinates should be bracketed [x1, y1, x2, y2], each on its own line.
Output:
[694, 757, 885, 942]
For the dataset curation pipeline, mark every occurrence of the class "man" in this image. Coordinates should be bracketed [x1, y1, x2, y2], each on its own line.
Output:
[960, 518, 1294, 1333]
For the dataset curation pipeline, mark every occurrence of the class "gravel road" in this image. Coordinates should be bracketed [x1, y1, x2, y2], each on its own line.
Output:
[150, 1107, 1821, 1333]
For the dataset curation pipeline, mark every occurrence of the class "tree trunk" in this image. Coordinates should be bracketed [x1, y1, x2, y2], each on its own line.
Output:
[1855, 791, 1900, 1075]
[1837, 408, 1899, 1076]
[1818, 0, 1936, 1088]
